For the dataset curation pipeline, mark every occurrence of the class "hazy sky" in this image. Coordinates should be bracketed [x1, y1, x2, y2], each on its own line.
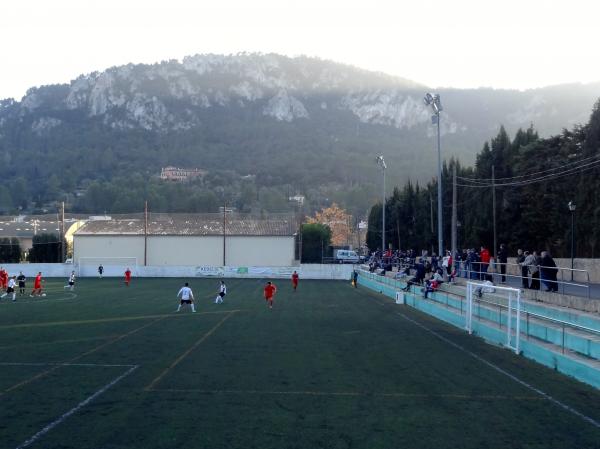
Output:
[1, 0, 599, 100]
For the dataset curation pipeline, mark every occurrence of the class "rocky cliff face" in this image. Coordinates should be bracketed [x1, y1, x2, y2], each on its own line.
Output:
[0, 53, 598, 170]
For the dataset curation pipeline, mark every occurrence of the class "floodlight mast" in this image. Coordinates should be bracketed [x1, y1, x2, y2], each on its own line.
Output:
[424, 93, 443, 258]
[376, 156, 387, 256]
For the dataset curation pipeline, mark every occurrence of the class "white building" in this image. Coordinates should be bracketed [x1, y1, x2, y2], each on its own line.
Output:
[73, 215, 297, 267]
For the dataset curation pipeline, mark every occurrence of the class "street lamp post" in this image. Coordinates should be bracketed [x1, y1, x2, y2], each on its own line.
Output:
[376, 156, 387, 258]
[568, 201, 576, 281]
[424, 93, 443, 258]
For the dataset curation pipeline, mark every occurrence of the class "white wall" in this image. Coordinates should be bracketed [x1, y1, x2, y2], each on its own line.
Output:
[226, 236, 295, 266]
[147, 236, 222, 266]
[74, 235, 296, 267]
[0, 263, 354, 279]
[74, 235, 145, 262]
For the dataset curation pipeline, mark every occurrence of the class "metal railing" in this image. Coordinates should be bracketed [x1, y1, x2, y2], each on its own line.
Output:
[359, 268, 600, 356]
[451, 261, 592, 299]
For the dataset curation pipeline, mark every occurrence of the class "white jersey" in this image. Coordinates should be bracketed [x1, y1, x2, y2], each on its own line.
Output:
[219, 284, 227, 295]
[8, 278, 15, 289]
[69, 273, 76, 283]
[178, 286, 193, 300]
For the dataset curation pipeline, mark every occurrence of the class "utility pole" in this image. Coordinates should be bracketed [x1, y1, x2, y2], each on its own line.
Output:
[144, 201, 148, 266]
[429, 191, 434, 255]
[61, 201, 65, 262]
[451, 165, 457, 268]
[492, 165, 497, 259]
[222, 201, 227, 266]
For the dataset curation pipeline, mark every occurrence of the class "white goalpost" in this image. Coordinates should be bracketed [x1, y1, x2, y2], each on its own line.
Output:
[78, 257, 138, 277]
[466, 281, 522, 354]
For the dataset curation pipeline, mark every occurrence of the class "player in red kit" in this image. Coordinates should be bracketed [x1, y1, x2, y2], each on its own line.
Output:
[291, 271, 299, 292]
[124, 268, 132, 286]
[263, 281, 277, 309]
[30, 272, 44, 297]
[0, 267, 7, 290]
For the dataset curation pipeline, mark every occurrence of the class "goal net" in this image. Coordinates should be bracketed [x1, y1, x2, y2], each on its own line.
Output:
[78, 257, 138, 277]
[466, 281, 522, 354]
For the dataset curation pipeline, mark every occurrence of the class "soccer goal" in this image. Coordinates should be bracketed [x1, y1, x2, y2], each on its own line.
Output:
[78, 257, 138, 277]
[466, 281, 522, 354]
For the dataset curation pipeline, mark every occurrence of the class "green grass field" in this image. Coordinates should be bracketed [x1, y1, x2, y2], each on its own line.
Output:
[1, 277, 599, 449]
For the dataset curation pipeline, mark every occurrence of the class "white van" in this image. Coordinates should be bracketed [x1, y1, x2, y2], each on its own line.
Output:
[334, 249, 360, 264]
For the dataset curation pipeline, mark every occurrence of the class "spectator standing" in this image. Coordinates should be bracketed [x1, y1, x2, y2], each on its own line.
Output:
[517, 250, 529, 289]
[528, 251, 541, 290]
[480, 246, 491, 281]
[540, 251, 559, 292]
[497, 244, 508, 284]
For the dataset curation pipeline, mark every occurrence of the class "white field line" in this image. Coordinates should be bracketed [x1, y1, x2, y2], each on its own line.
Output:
[1, 362, 136, 368]
[14, 364, 139, 449]
[396, 310, 600, 430]
[4, 292, 78, 304]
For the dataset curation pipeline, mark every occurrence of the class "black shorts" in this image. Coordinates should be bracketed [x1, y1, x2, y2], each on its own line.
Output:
[219, 292, 225, 298]
[180, 299, 193, 304]
[69, 282, 74, 286]
[18, 282, 25, 288]
[7, 287, 14, 293]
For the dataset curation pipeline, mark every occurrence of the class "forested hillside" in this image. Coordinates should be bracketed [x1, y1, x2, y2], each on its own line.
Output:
[0, 53, 598, 217]
[367, 100, 600, 257]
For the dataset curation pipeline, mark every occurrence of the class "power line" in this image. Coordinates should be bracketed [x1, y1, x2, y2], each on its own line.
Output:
[456, 159, 600, 188]
[457, 153, 600, 183]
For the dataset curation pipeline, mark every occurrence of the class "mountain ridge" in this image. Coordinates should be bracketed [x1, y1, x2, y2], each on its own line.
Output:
[0, 53, 599, 215]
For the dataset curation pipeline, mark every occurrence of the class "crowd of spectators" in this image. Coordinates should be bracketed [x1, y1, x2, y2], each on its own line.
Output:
[366, 245, 561, 293]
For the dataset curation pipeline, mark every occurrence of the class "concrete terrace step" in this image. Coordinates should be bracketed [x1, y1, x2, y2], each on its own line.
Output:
[359, 270, 600, 389]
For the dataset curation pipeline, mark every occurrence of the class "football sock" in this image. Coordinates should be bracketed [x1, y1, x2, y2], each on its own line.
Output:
[191, 304, 196, 312]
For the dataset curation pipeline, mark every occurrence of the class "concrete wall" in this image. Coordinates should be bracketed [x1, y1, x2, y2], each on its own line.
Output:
[147, 236, 222, 266]
[74, 235, 145, 262]
[0, 263, 353, 280]
[226, 236, 295, 267]
[74, 235, 295, 267]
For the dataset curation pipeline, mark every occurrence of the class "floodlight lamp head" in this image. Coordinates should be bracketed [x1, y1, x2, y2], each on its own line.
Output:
[568, 201, 576, 212]
[424, 93, 434, 105]
[376, 155, 387, 169]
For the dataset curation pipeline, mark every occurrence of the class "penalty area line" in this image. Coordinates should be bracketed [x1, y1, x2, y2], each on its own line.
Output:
[395, 310, 600, 430]
[149, 388, 543, 401]
[144, 311, 237, 391]
[0, 362, 137, 368]
[0, 309, 241, 330]
[14, 364, 139, 449]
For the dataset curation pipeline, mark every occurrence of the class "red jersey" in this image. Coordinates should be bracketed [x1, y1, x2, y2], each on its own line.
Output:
[34, 274, 42, 288]
[480, 248, 491, 264]
[264, 284, 276, 299]
[125, 270, 131, 279]
[291, 273, 299, 284]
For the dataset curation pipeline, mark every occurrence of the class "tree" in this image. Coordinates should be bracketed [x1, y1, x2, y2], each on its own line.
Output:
[306, 203, 351, 247]
[28, 233, 64, 263]
[300, 223, 332, 263]
[0, 238, 21, 263]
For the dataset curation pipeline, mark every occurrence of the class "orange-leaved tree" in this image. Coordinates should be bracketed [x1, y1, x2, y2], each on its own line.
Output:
[306, 203, 351, 247]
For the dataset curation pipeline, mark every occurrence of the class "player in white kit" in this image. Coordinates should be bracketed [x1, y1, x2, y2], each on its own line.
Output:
[1, 276, 17, 301]
[176, 282, 196, 312]
[215, 280, 226, 304]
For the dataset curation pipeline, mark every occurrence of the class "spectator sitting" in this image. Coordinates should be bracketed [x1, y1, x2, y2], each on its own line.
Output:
[394, 265, 411, 279]
[402, 259, 426, 292]
[423, 271, 444, 299]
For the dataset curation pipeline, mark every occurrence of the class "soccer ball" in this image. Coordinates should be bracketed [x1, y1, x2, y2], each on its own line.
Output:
[42, 293, 47, 297]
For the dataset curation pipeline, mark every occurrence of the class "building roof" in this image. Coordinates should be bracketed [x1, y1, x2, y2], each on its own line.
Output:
[0, 219, 62, 238]
[74, 217, 297, 237]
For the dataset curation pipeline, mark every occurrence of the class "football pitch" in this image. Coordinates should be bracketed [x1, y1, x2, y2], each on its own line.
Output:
[1, 278, 599, 449]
